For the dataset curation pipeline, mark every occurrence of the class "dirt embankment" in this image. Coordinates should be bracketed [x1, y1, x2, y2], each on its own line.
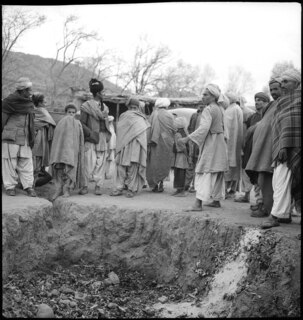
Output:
[2, 183, 301, 318]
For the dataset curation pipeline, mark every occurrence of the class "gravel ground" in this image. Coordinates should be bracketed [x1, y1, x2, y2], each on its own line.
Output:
[3, 261, 189, 318]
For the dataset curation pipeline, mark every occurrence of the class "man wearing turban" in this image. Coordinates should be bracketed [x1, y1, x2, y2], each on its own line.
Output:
[224, 91, 243, 198]
[2, 77, 37, 197]
[110, 97, 150, 197]
[180, 84, 229, 210]
[262, 69, 301, 229]
[78, 78, 111, 196]
[146, 97, 176, 192]
[245, 79, 282, 218]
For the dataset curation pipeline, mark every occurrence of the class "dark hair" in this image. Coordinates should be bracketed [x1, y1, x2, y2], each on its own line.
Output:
[89, 78, 104, 96]
[64, 103, 77, 113]
[32, 93, 45, 107]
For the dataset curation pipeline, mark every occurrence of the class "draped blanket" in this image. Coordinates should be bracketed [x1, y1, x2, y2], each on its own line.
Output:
[116, 110, 150, 154]
[32, 107, 56, 167]
[49, 116, 85, 188]
[2, 91, 35, 148]
[272, 89, 301, 202]
[245, 101, 277, 184]
[146, 109, 175, 187]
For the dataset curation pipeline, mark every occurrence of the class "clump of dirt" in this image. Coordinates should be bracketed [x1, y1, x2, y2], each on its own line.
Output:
[2, 260, 186, 318]
[230, 231, 301, 318]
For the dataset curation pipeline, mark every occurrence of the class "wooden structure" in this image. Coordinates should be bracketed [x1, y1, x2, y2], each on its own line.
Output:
[49, 88, 204, 126]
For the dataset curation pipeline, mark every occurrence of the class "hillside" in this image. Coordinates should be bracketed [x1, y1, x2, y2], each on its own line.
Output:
[1, 51, 129, 107]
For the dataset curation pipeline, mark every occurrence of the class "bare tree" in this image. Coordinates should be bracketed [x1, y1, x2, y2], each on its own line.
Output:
[2, 6, 46, 95]
[271, 60, 296, 78]
[225, 65, 255, 97]
[117, 36, 171, 95]
[153, 62, 216, 98]
[48, 15, 98, 107]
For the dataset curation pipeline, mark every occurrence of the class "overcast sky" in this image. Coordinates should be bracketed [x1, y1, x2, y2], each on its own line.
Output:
[3, 2, 301, 103]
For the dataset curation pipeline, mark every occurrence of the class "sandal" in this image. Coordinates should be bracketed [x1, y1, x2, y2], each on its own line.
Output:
[261, 215, 280, 229]
[110, 190, 123, 196]
[234, 196, 249, 203]
[125, 190, 134, 198]
[205, 201, 221, 208]
[184, 206, 202, 212]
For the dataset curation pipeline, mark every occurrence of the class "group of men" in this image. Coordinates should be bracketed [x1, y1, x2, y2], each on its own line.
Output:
[2, 68, 301, 229]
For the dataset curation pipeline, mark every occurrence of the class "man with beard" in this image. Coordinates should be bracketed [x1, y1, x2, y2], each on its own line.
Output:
[245, 78, 282, 218]
[262, 69, 301, 229]
[2, 77, 37, 197]
[110, 97, 150, 198]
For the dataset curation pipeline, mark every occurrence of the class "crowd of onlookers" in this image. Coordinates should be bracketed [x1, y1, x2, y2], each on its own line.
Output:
[2, 68, 301, 229]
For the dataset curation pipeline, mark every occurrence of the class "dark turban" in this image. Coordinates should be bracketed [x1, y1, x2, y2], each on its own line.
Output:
[254, 92, 270, 103]
[89, 78, 104, 95]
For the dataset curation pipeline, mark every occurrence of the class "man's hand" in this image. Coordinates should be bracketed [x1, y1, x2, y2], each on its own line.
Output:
[278, 148, 287, 163]
[179, 137, 189, 144]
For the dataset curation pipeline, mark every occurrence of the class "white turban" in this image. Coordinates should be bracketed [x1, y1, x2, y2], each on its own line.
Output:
[16, 77, 32, 90]
[225, 91, 238, 104]
[174, 116, 187, 129]
[205, 83, 225, 104]
[155, 98, 170, 109]
[281, 69, 301, 83]
[218, 94, 230, 110]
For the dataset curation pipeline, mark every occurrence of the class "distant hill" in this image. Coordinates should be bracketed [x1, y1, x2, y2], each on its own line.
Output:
[2, 51, 130, 109]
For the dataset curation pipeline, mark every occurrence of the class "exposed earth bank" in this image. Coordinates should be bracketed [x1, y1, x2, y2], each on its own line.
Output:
[2, 179, 301, 318]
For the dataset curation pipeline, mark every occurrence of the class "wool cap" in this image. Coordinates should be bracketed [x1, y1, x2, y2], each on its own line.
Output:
[16, 77, 32, 90]
[254, 92, 270, 103]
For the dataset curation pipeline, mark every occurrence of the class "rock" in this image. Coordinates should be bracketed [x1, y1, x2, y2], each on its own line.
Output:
[108, 302, 118, 309]
[197, 312, 205, 318]
[59, 299, 71, 305]
[97, 308, 106, 316]
[36, 303, 54, 318]
[50, 289, 59, 297]
[108, 271, 120, 285]
[92, 281, 103, 289]
[60, 286, 74, 294]
[144, 308, 155, 316]
[158, 296, 168, 303]
[69, 301, 77, 307]
[75, 291, 87, 300]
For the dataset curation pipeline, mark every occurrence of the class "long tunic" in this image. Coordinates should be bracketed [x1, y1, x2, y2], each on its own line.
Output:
[189, 103, 228, 173]
[146, 108, 175, 187]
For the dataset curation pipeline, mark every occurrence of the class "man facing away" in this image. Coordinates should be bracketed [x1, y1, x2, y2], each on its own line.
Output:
[2, 77, 37, 197]
[146, 98, 176, 193]
[110, 97, 150, 198]
[224, 92, 243, 199]
[262, 69, 301, 229]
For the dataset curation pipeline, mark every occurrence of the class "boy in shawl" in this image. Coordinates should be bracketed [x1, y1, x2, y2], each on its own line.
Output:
[78, 78, 111, 196]
[171, 117, 189, 197]
[49, 104, 85, 200]
[2, 77, 37, 197]
[110, 97, 150, 198]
